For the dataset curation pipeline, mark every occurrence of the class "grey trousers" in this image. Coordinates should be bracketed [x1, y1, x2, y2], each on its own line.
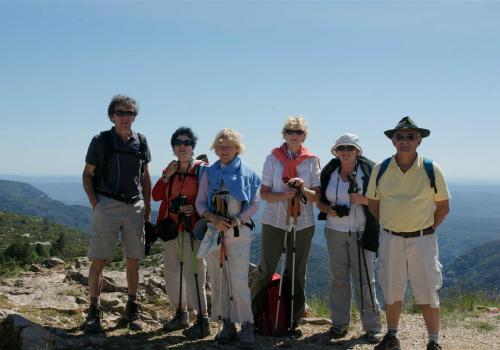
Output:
[251, 224, 315, 321]
[324, 227, 382, 333]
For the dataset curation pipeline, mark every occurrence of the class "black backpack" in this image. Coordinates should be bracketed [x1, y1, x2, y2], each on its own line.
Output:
[93, 130, 148, 193]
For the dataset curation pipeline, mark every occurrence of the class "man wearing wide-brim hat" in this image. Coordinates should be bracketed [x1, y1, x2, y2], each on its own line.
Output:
[366, 116, 450, 350]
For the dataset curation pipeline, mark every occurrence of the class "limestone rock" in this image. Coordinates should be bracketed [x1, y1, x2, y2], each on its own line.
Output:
[0, 313, 58, 350]
[74, 257, 90, 269]
[42, 257, 65, 269]
[300, 317, 332, 326]
[0, 272, 80, 312]
[30, 264, 43, 273]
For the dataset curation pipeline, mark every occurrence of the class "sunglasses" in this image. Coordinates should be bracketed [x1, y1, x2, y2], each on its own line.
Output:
[114, 110, 136, 117]
[394, 134, 416, 141]
[174, 139, 194, 147]
[285, 129, 305, 135]
[336, 145, 356, 152]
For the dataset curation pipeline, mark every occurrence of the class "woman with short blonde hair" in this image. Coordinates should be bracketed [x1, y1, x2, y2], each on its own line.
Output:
[210, 128, 246, 154]
[250, 115, 320, 335]
[196, 128, 260, 346]
[281, 115, 308, 139]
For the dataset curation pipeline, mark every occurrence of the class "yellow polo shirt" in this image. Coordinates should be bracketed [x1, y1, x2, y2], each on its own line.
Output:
[366, 155, 450, 232]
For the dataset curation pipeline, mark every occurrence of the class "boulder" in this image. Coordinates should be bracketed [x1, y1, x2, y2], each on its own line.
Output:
[41, 257, 65, 269]
[0, 313, 58, 350]
[30, 264, 43, 273]
[74, 257, 90, 269]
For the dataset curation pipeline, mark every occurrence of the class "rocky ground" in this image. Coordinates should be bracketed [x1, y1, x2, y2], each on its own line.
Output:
[0, 257, 498, 350]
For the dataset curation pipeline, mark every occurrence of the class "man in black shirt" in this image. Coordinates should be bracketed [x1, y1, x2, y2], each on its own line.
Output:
[82, 95, 152, 333]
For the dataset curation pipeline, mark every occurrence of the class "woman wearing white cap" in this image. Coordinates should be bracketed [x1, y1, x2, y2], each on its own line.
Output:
[317, 133, 382, 343]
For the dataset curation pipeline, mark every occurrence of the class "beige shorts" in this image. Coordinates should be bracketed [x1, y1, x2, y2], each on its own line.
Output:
[376, 230, 442, 308]
[88, 195, 145, 260]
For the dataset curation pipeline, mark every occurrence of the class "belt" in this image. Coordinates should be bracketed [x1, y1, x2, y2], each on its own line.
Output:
[97, 191, 142, 204]
[384, 226, 434, 238]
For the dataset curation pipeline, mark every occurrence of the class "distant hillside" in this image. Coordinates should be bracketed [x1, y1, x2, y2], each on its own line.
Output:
[0, 211, 88, 258]
[0, 180, 92, 232]
[250, 233, 330, 297]
[443, 239, 500, 293]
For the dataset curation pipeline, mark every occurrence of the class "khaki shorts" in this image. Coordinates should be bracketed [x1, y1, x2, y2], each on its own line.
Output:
[88, 195, 145, 260]
[376, 230, 442, 308]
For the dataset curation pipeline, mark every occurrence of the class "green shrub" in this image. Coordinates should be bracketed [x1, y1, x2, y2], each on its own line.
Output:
[4, 241, 36, 265]
[308, 297, 330, 318]
[34, 243, 47, 258]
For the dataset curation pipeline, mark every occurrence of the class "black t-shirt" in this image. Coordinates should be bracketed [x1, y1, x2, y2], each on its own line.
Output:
[85, 128, 151, 197]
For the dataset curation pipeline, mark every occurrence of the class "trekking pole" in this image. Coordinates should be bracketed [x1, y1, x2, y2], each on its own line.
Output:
[353, 200, 365, 314]
[189, 228, 205, 336]
[177, 227, 185, 315]
[274, 199, 291, 335]
[289, 194, 298, 331]
[214, 195, 236, 320]
[356, 229, 365, 314]
[221, 235, 236, 321]
[217, 232, 224, 344]
[361, 239, 376, 312]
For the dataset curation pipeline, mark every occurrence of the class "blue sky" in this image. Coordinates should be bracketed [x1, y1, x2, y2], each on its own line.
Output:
[1, 1, 499, 181]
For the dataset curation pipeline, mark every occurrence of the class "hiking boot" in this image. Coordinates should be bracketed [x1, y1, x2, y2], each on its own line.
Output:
[239, 322, 255, 348]
[182, 315, 211, 339]
[365, 332, 382, 344]
[117, 301, 144, 331]
[426, 341, 442, 350]
[82, 304, 104, 334]
[163, 309, 189, 332]
[329, 325, 348, 339]
[290, 320, 302, 338]
[374, 332, 401, 350]
[215, 319, 237, 344]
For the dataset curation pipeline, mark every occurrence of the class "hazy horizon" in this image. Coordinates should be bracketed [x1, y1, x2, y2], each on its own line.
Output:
[1, 2, 500, 180]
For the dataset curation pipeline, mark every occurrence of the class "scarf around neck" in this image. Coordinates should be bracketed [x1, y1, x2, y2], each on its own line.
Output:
[272, 143, 317, 181]
[206, 155, 261, 212]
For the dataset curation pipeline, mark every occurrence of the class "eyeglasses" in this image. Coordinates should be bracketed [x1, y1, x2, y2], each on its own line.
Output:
[217, 145, 235, 151]
[394, 133, 416, 141]
[174, 139, 194, 147]
[114, 110, 136, 117]
[285, 129, 305, 135]
[336, 145, 356, 152]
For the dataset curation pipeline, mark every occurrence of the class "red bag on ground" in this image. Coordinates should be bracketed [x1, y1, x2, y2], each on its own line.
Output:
[256, 272, 289, 336]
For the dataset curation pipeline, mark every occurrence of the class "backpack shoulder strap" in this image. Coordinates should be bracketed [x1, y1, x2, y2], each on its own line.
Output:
[192, 160, 207, 187]
[99, 130, 114, 162]
[137, 133, 148, 161]
[320, 158, 340, 201]
[376, 157, 392, 188]
[423, 157, 437, 193]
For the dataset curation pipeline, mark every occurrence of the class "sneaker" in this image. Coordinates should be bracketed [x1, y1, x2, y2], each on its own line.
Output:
[374, 332, 401, 350]
[163, 308, 189, 332]
[239, 322, 255, 348]
[183, 315, 211, 339]
[82, 304, 104, 334]
[365, 332, 382, 344]
[215, 319, 238, 344]
[329, 325, 348, 339]
[118, 301, 144, 331]
[426, 341, 442, 350]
